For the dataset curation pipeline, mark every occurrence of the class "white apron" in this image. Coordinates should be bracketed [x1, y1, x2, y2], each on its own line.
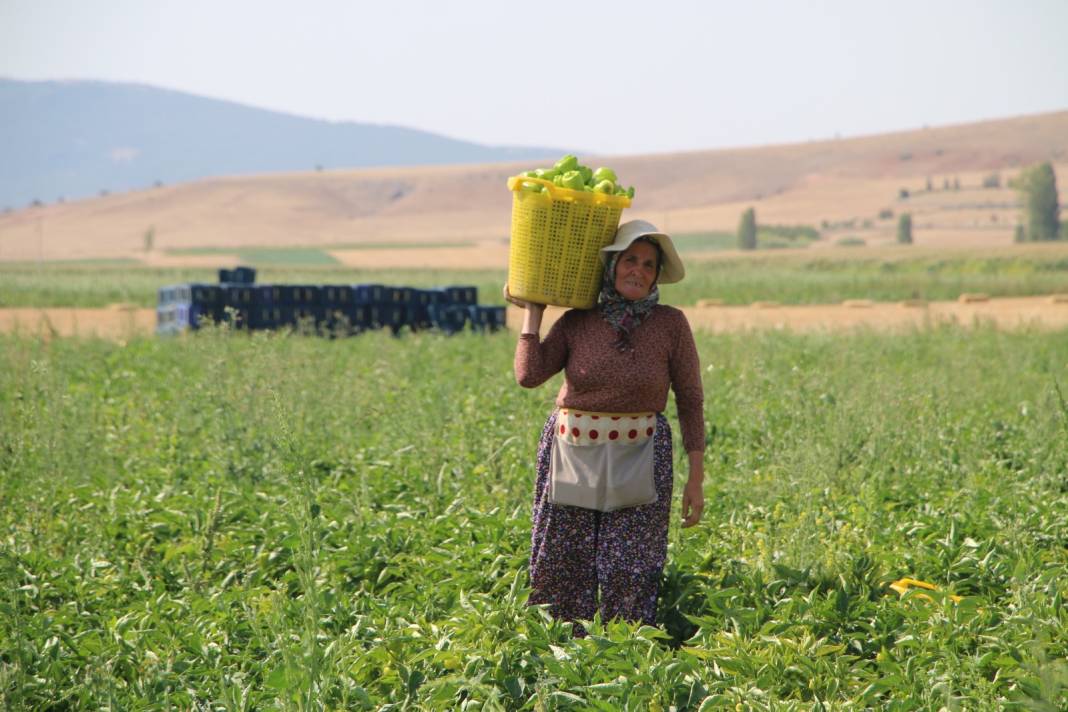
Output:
[549, 409, 658, 512]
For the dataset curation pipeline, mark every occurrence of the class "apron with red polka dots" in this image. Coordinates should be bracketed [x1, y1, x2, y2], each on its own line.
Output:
[549, 409, 658, 511]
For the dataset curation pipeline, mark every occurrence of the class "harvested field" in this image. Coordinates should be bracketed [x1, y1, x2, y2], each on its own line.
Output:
[2, 112, 1065, 263]
[510, 295, 1068, 334]
[6, 295, 1067, 340]
[0, 306, 157, 340]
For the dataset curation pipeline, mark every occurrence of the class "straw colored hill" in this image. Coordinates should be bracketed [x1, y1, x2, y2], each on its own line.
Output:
[1, 111, 1066, 264]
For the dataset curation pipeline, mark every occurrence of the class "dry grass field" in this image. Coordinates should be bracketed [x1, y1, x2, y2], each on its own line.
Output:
[0, 111, 1065, 264]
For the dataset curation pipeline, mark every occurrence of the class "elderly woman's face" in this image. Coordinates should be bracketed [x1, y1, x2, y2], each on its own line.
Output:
[614, 240, 658, 301]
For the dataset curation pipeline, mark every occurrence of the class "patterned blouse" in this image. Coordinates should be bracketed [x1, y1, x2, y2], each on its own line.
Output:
[514, 305, 706, 453]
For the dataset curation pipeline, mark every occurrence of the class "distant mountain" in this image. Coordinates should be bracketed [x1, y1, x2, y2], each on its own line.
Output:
[0, 78, 565, 209]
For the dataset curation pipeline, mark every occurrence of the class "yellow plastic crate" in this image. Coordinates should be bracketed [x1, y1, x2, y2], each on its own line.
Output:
[507, 175, 631, 309]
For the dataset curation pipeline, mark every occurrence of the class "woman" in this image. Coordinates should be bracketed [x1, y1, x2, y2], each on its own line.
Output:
[505, 219, 705, 632]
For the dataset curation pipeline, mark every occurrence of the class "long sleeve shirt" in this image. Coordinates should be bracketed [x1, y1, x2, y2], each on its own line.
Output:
[514, 305, 706, 453]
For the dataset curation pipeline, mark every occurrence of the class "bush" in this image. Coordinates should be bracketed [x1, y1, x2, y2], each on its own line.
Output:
[1016, 162, 1061, 241]
[836, 237, 866, 247]
[982, 172, 1001, 189]
[737, 208, 757, 251]
[878, 209, 894, 220]
[897, 213, 913, 245]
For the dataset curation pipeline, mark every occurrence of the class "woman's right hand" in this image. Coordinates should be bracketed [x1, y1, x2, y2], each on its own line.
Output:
[503, 284, 545, 312]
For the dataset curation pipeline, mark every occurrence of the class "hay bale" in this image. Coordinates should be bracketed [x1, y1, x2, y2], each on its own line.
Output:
[842, 299, 874, 308]
[750, 301, 781, 309]
[1049, 294, 1068, 304]
[697, 298, 725, 307]
[958, 293, 990, 303]
[900, 299, 928, 308]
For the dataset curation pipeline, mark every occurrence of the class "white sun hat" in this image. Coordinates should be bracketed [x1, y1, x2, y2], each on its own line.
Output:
[600, 219, 685, 284]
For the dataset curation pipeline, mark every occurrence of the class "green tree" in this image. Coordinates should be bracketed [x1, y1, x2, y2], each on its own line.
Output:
[897, 213, 913, 245]
[737, 208, 757, 250]
[1016, 162, 1061, 241]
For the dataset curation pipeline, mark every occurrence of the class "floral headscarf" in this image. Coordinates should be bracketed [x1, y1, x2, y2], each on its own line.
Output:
[598, 238, 662, 353]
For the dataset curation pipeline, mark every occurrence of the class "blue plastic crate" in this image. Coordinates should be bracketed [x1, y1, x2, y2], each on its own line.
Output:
[428, 303, 469, 334]
[290, 306, 324, 331]
[251, 305, 287, 330]
[353, 284, 385, 304]
[383, 286, 414, 305]
[251, 306, 323, 332]
[276, 285, 322, 306]
[160, 283, 221, 308]
[413, 288, 447, 307]
[254, 285, 281, 305]
[327, 305, 379, 336]
[322, 285, 355, 307]
[321, 307, 352, 335]
[468, 305, 507, 332]
[189, 283, 222, 306]
[327, 305, 375, 333]
[444, 285, 478, 305]
[156, 304, 177, 334]
[219, 305, 253, 329]
[190, 303, 223, 329]
[222, 284, 257, 308]
[232, 266, 256, 284]
[409, 288, 446, 329]
[156, 302, 220, 333]
[157, 285, 181, 306]
[373, 304, 409, 331]
[219, 266, 256, 284]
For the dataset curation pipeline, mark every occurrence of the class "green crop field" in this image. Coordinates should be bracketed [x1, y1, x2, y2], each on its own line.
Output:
[3, 324, 1067, 709]
[3, 246, 1068, 309]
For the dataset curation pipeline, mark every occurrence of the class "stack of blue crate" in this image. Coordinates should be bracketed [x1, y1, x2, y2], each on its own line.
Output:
[156, 282, 226, 334]
[157, 267, 506, 336]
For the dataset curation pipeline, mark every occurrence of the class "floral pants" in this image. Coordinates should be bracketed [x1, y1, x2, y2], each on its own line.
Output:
[527, 410, 674, 630]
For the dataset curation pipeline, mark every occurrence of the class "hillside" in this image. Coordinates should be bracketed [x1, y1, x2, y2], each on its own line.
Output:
[1, 110, 1066, 263]
[0, 78, 564, 209]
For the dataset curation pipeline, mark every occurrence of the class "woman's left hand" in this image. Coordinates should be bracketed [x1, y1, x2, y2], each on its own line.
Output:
[681, 478, 704, 528]
[681, 451, 704, 528]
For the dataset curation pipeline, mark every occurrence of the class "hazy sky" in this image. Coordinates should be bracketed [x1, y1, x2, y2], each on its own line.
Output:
[3, 0, 1067, 156]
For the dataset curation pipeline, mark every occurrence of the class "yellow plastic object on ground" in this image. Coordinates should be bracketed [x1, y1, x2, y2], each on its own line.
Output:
[889, 577, 963, 603]
[507, 175, 631, 310]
